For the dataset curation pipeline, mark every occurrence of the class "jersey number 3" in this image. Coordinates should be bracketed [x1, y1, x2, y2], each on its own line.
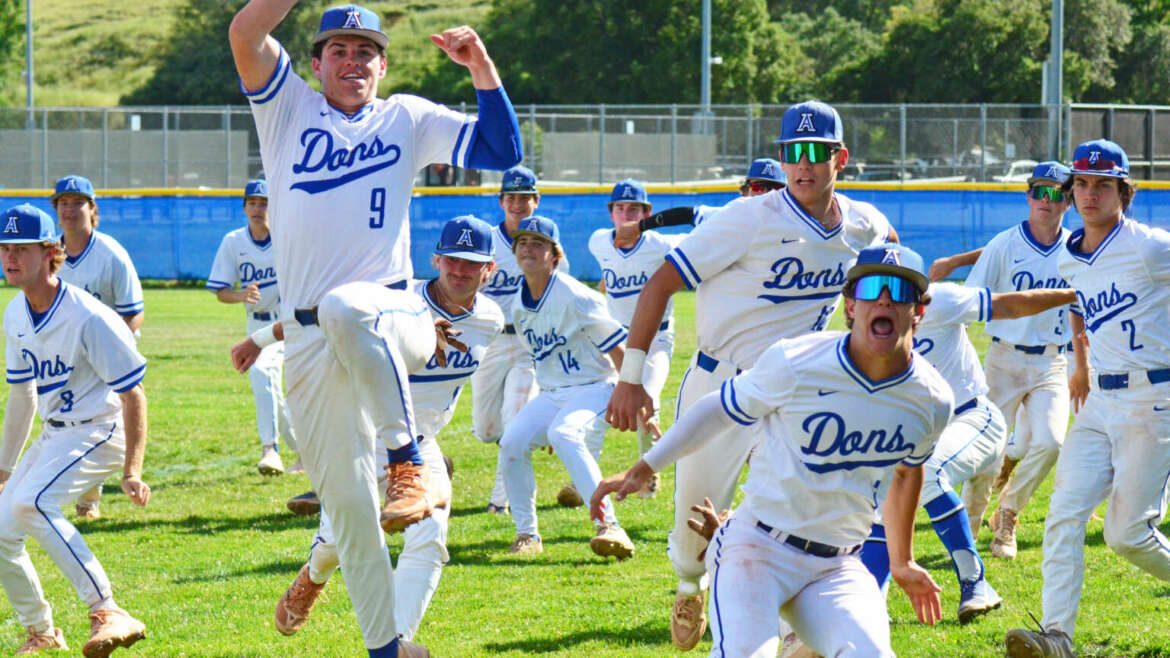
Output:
[369, 188, 386, 229]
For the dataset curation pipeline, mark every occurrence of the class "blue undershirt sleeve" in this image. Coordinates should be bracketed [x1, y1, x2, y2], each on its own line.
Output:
[465, 87, 523, 170]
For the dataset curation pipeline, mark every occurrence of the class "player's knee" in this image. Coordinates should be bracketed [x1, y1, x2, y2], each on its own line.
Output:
[1103, 516, 1153, 558]
[497, 432, 530, 461]
[8, 495, 45, 531]
[317, 287, 366, 333]
[402, 531, 447, 567]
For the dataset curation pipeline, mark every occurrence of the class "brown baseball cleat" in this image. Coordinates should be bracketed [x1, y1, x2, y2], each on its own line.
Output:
[508, 533, 543, 555]
[275, 564, 327, 635]
[286, 491, 321, 516]
[75, 501, 100, 521]
[396, 638, 431, 657]
[990, 507, 1019, 560]
[590, 523, 634, 559]
[82, 609, 145, 658]
[1005, 626, 1074, 657]
[16, 626, 67, 654]
[670, 590, 707, 651]
[380, 462, 436, 533]
[556, 481, 584, 508]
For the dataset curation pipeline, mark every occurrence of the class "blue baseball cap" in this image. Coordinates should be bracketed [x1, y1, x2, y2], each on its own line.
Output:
[244, 179, 268, 198]
[746, 158, 786, 185]
[846, 243, 929, 294]
[608, 179, 650, 208]
[1027, 161, 1071, 187]
[499, 166, 538, 194]
[0, 205, 60, 244]
[50, 175, 96, 204]
[776, 100, 844, 145]
[510, 215, 560, 247]
[314, 5, 389, 50]
[435, 215, 494, 263]
[1070, 139, 1130, 179]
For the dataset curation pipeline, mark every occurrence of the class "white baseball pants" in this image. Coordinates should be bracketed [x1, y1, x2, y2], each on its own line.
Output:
[471, 332, 539, 508]
[0, 419, 123, 629]
[706, 509, 893, 658]
[244, 315, 296, 452]
[499, 382, 618, 538]
[283, 283, 433, 649]
[1040, 381, 1170, 639]
[926, 396, 1006, 517]
[983, 341, 1070, 515]
[311, 437, 450, 641]
[670, 352, 756, 591]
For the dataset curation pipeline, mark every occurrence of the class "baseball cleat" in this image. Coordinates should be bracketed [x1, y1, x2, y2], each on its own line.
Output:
[16, 626, 67, 654]
[286, 491, 320, 516]
[556, 481, 584, 508]
[989, 507, 1019, 560]
[1004, 626, 1074, 657]
[82, 609, 145, 658]
[590, 523, 634, 559]
[670, 590, 707, 651]
[638, 472, 661, 499]
[508, 533, 543, 555]
[75, 501, 101, 521]
[779, 632, 821, 658]
[286, 457, 306, 475]
[993, 456, 1019, 492]
[258, 445, 284, 476]
[396, 638, 431, 657]
[485, 502, 509, 515]
[380, 462, 436, 533]
[275, 564, 327, 636]
[958, 577, 1003, 624]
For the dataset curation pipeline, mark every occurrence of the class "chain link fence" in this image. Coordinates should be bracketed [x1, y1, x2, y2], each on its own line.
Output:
[1, 103, 1166, 190]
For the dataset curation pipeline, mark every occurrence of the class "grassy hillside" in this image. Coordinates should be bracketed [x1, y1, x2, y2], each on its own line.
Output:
[28, 0, 490, 107]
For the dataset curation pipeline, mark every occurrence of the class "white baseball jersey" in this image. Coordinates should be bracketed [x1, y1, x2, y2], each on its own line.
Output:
[244, 45, 476, 318]
[720, 332, 952, 546]
[482, 221, 568, 320]
[205, 227, 281, 317]
[57, 231, 144, 317]
[693, 204, 721, 226]
[588, 228, 684, 326]
[665, 188, 892, 369]
[966, 221, 1072, 346]
[511, 271, 626, 390]
[1060, 219, 1170, 372]
[913, 282, 992, 404]
[408, 279, 504, 437]
[4, 282, 146, 422]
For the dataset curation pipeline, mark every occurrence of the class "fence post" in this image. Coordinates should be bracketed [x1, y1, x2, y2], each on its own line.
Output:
[1148, 108, 1156, 180]
[225, 107, 232, 188]
[102, 109, 109, 188]
[899, 104, 907, 181]
[162, 107, 169, 187]
[528, 103, 536, 170]
[979, 104, 987, 181]
[745, 104, 753, 174]
[598, 104, 606, 184]
[41, 108, 48, 188]
[670, 104, 677, 184]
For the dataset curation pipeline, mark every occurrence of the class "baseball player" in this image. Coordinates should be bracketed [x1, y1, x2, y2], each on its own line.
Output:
[612, 157, 786, 245]
[594, 243, 952, 657]
[231, 1, 521, 653]
[237, 216, 502, 641]
[51, 174, 145, 521]
[206, 178, 298, 476]
[1005, 140, 1170, 657]
[859, 280, 1077, 625]
[588, 179, 679, 498]
[0, 205, 150, 657]
[498, 216, 634, 558]
[607, 100, 896, 650]
[472, 166, 569, 514]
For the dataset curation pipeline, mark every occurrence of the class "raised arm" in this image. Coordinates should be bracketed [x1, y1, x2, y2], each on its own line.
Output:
[988, 288, 1077, 320]
[229, 0, 295, 92]
[929, 248, 983, 281]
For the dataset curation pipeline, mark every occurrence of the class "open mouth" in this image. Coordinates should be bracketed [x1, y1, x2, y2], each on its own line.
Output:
[870, 316, 895, 338]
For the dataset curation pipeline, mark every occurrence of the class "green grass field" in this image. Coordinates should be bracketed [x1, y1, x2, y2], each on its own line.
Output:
[0, 285, 1168, 657]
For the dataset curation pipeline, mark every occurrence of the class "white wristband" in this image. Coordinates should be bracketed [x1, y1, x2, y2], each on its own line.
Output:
[249, 323, 278, 348]
[619, 347, 647, 384]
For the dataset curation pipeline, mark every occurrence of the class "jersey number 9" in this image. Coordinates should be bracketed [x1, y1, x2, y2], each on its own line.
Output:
[369, 187, 387, 229]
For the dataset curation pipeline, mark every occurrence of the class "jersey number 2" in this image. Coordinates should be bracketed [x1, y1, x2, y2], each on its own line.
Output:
[369, 188, 386, 229]
[1121, 319, 1143, 351]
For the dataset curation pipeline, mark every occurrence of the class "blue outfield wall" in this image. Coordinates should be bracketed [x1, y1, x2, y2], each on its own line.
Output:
[1, 185, 1167, 282]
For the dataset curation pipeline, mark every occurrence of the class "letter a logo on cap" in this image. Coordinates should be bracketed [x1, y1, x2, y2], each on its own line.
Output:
[1089, 151, 1100, 164]
[796, 113, 817, 133]
[3, 218, 18, 234]
[64, 179, 79, 192]
[456, 228, 474, 247]
[1045, 165, 1056, 178]
[343, 10, 363, 28]
[882, 249, 901, 265]
[763, 163, 777, 177]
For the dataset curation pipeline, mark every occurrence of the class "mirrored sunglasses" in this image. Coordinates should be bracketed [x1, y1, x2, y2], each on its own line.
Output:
[1072, 156, 1127, 175]
[747, 179, 785, 193]
[780, 142, 836, 165]
[853, 274, 921, 304]
[1030, 186, 1064, 202]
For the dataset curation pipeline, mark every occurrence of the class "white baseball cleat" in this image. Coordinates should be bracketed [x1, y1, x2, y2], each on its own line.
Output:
[257, 445, 284, 476]
[958, 577, 1003, 624]
[75, 501, 101, 521]
[16, 626, 67, 654]
[779, 632, 821, 658]
[638, 472, 661, 499]
[395, 638, 431, 657]
[508, 533, 543, 555]
[590, 523, 634, 559]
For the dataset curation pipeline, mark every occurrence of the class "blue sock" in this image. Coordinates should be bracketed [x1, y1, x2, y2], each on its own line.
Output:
[924, 490, 983, 582]
[388, 439, 423, 466]
[859, 523, 891, 590]
[368, 637, 398, 657]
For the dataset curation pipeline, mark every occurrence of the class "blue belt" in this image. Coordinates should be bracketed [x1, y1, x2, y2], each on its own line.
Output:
[47, 418, 94, 428]
[1098, 368, 1170, 391]
[252, 311, 274, 322]
[991, 337, 1070, 355]
[503, 324, 516, 335]
[696, 350, 741, 375]
[953, 398, 978, 415]
[294, 281, 407, 327]
[756, 521, 862, 558]
[658, 319, 671, 332]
